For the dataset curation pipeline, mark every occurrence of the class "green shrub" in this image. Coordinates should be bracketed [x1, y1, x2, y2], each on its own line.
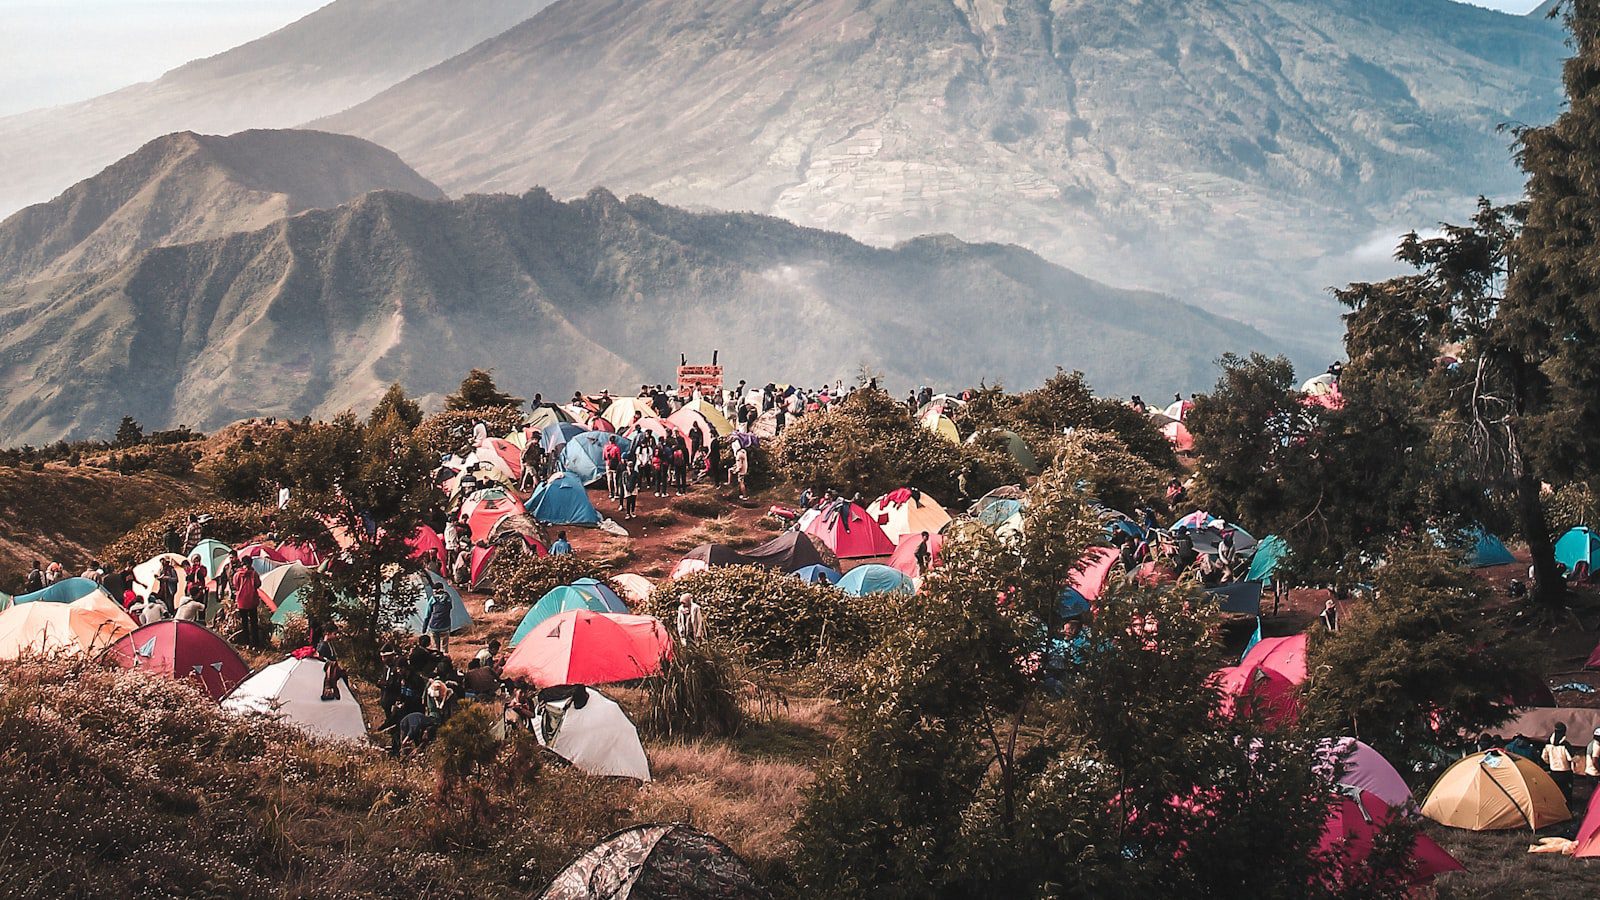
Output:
[642, 640, 745, 739]
[776, 389, 963, 504]
[492, 553, 613, 607]
[646, 566, 871, 666]
[102, 501, 273, 567]
[415, 407, 524, 457]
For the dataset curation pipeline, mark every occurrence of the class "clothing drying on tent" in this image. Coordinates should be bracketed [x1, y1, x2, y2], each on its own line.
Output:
[806, 503, 895, 559]
[0, 595, 135, 660]
[1421, 749, 1570, 831]
[794, 565, 842, 585]
[397, 575, 473, 635]
[532, 684, 651, 781]
[1555, 526, 1600, 576]
[610, 574, 653, 607]
[3, 577, 111, 607]
[838, 564, 915, 597]
[1239, 633, 1307, 684]
[502, 610, 671, 687]
[1314, 738, 1412, 810]
[526, 472, 602, 526]
[889, 532, 943, 579]
[538, 823, 770, 900]
[1171, 510, 1217, 531]
[512, 581, 630, 646]
[106, 621, 249, 701]
[1319, 790, 1461, 888]
[867, 489, 952, 544]
[1212, 662, 1298, 727]
[222, 656, 367, 742]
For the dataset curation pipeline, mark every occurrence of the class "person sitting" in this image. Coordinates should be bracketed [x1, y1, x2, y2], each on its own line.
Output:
[463, 658, 499, 700]
[174, 593, 207, 623]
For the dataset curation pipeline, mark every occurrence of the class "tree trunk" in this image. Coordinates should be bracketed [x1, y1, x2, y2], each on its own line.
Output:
[1516, 466, 1564, 605]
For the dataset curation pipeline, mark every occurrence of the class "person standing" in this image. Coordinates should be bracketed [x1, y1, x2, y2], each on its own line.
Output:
[732, 443, 750, 501]
[1319, 596, 1339, 633]
[231, 561, 263, 648]
[1544, 723, 1576, 806]
[676, 592, 706, 644]
[21, 560, 43, 594]
[915, 531, 933, 576]
[425, 583, 455, 654]
[603, 436, 624, 501]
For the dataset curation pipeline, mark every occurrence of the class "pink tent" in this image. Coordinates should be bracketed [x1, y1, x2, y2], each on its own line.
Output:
[1318, 791, 1462, 887]
[627, 417, 686, 443]
[1162, 420, 1194, 452]
[1212, 663, 1299, 727]
[589, 417, 616, 433]
[805, 503, 895, 559]
[106, 621, 249, 702]
[476, 437, 524, 481]
[406, 525, 446, 563]
[276, 541, 323, 567]
[1240, 634, 1308, 684]
[1315, 738, 1412, 810]
[1070, 547, 1121, 603]
[1576, 782, 1600, 858]
[889, 533, 944, 578]
[667, 408, 719, 447]
[237, 543, 287, 564]
[501, 610, 672, 687]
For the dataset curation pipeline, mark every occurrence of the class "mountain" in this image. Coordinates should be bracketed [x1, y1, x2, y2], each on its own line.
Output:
[0, 188, 1274, 443]
[0, 0, 550, 217]
[0, 130, 443, 288]
[1531, 0, 1562, 18]
[315, 0, 1566, 345]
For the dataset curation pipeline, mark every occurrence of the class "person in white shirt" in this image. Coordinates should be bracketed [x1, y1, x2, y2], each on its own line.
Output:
[140, 598, 170, 626]
[1543, 723, 1576, 805]
[174, 595, 206, 623]
[675, 593, 706, 645]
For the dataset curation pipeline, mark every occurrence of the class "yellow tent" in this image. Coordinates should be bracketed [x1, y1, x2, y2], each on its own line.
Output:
[1421, 750, 1570, 831]
[868, 491, 953, 544]
[920, 410, 960, 445]
[603, 397, 655, 429]
[132, 553, 193, 603]
[611, 574, 655, 608]
[0, 594, 136, 660]
[679, 398, 733, 436]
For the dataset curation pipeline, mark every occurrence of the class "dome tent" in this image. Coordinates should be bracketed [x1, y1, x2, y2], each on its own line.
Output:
[539, 823, 769, 900]
[511, 581, 630, 646]
[2, 576, 112, 608]
[1421, 749, 1570, 831]
[526, 472, 602, 526]
[0, 594, 135, 659]
[222, 656, 367, 743]
[866, 488, 951, 544]
[532, 684, 651, 781]
[805, 503, 894, 559]
[1555, 526, 1600, 574]
[838, 564, 915, 597]
[106, 621, 250, 702]
[503, 610, 671, 687]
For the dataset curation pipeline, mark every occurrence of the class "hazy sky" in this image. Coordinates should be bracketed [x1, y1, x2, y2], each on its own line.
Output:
[0, 0, 1554, 118]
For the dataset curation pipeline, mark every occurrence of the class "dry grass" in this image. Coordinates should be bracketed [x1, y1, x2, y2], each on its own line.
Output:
[666, 516, 762, 552]
[1432, 822, 1600, 899]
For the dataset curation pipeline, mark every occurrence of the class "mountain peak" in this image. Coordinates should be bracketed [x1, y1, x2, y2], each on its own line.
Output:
[0, 128, 442, 288]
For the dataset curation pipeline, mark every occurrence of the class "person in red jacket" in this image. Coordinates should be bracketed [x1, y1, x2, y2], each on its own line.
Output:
[231, 561, 263, 648]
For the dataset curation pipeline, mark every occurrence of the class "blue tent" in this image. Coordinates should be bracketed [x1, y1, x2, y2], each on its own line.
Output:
[838, 564, 915, 597]
[510, 580, 628, 645]
[561, 431, 633, 485]
[793, 565, 842, 585]
[1057, 588, 1090, 620]
[541, 421, 588, 452]
[7, 577, 110, 606]
[1206, 581, 1263, 615]
[978, 499, 1024, 528]
[1246, 535, 1289, 582]
[1467, 527, 1516, 568]
[1555, 527, 1600, 573]
[526, 472, 602, 525]
[400, 574, 473, 635]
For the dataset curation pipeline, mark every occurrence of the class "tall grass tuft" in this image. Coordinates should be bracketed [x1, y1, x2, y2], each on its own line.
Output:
[642, 640, 745, 739]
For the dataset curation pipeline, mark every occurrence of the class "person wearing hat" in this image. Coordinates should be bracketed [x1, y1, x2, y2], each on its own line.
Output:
[1584, 727, 1600, 779]
[1543, 722, 1576, 805]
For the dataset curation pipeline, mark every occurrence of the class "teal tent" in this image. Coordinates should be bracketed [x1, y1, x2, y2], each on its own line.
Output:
[6, 577, 110, 607]
[1555, 527, 1600, 573]
[269, 587, 310, 626]
[402, 574, 472, 634]
[838, 564, 915, 597]
[511, 580, 628, 646]
[526, 472, 602, 526]
[1247, 535, 1289, 583]
[1467, 528, 1516, 568]
[794, 565, 842, 585]
[189, 539, 234, 580]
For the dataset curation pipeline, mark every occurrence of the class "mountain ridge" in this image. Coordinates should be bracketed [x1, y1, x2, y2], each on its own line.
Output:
[0, 186, 1278, 443]
[0, 129, 444, 288]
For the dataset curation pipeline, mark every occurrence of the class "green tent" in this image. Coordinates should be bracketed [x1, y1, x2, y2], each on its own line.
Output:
[1555, 527, 1600, 573]
[1247, 535, 1289, 582]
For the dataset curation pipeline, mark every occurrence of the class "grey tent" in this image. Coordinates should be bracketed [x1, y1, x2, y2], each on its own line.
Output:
[539, 823, 769, 900]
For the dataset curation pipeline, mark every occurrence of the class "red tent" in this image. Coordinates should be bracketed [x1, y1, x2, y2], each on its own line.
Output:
[1318, 790, 1462, 887]
[467, 496, 520, 543]
[501, 610, 672, 687]
[470, 545, 498, 588]
[276, 541, 323, 567]
[106, 621, 249, 701]
[1070, 547, 1121, 603]
[1240, 634, 1308, 684]
[1212, 662, 1299, 727]
[1162, 420, 1194, 452]
[1576, 781, 1600, 858]
[1586, 637, 1600, 670]
[476, 437, 524, 481]
[589, 417, 616, 433]
[237, 543, 287, 564]
[406, 525, 446, 563]
[806, 503, 895, 559]
[889, 532, 944, 578]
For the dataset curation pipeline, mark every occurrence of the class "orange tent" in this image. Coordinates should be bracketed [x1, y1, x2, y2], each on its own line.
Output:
[467, 495, 520, 543]
[1239, 634, 1308, 684]
[0, 594, 136, 660]
[1421, 750, 1570, 831]
[501, 610, 672, 687]
[867, 489, 952, 544]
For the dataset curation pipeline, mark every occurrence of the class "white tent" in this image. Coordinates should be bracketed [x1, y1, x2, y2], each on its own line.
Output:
[132, 553, 192, 602]
[259, 562, 315, 609]
[221, 657, 367, 743]
[534, 686, 651, 781]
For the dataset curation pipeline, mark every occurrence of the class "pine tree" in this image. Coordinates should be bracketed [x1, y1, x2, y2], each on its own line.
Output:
[368, 383, 423, 429]
[114, 415, 143, 448]
[444, 369, 522, 411]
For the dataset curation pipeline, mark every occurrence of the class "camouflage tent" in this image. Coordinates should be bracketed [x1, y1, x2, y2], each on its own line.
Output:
[539, 823, 768, 900]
